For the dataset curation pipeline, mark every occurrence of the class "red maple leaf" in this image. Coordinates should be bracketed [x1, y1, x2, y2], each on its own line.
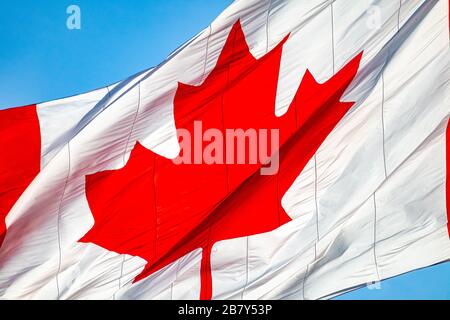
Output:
[80, 21, 362, 300]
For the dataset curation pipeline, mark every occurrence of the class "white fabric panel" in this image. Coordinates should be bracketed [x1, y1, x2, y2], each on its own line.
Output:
[383, 10, 449, 174]
[37, 88, 109, 168]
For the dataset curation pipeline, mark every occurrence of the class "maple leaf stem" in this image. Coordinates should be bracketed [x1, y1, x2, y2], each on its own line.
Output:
[200, 244, 213, 300]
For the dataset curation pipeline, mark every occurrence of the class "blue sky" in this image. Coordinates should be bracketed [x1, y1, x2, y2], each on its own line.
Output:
[0, 0, 448, 299]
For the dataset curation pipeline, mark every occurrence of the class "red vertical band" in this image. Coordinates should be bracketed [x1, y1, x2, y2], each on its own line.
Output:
[447, 119, 450, 237]
[0, 105, 41, 248]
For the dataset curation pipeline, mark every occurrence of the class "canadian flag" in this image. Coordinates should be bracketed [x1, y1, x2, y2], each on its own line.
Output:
[0, 0, 449, 300]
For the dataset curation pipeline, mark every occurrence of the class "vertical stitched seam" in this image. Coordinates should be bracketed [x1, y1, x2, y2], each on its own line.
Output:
[123, 83, 141, 164]
[241, 236, 250, 300]
[314, 155, 320, 242]
[331, 1, 336, 75]
[152, 155, 158, 261]
[373, 194, 381, 281]
[55, 142, 71, 299]
[202, 25, 213, 81]
[381, 74, 388, 178]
